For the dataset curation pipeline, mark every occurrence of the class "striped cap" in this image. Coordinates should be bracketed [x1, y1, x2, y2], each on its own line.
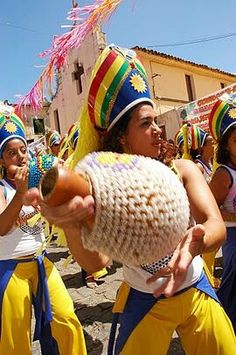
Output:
[175, 129, 184, 147]
[175, 125, 192, 148]
[48, 131, 61, 147]
[209, 96, 236, 140]
[189, 124, 207, 150]
[0, 113, 26, 156]
[67, 124, 79, 151]
[87, 45, 155, 131]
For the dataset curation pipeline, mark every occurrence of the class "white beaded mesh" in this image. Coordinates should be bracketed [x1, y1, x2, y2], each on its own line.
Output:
[76, 152, 190, 265]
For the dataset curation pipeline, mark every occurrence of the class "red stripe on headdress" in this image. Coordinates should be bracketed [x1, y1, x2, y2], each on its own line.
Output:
[88, 51, 118, 125]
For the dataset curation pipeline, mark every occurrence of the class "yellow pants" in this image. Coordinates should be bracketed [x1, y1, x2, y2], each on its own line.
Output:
[202, 250, 219, 287]
[0, 257, 87, 355]
[114, 283, 236, 355]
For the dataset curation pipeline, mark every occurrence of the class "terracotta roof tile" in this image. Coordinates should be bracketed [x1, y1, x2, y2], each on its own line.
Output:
[133, 46, 236, 78]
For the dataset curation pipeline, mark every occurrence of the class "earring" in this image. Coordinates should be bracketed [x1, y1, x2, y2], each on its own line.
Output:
[120, 137, 126, 145]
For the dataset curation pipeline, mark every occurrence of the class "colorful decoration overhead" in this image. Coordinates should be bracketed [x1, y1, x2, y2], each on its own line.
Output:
[15, 0, 123, 113]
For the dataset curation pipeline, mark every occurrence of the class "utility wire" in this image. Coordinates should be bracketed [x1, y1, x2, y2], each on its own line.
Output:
[0, 21, 50, 36]
[147, 32, 236, 48]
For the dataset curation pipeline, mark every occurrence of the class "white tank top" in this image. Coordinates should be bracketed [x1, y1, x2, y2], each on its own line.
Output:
[195, 159, 212, 183]
[0, 179, 45, 259]
[123, 255, 203, 294]
[220, 165, 236, 227]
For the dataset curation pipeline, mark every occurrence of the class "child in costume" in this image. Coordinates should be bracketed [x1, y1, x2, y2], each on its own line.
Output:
[0, 106, 87, 354]
[24, 45, 236, 354]
[209, 96, 236, 333]
[175, 123, 219, 287]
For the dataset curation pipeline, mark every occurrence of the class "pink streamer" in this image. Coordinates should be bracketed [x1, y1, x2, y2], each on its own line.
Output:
[16, 0, 122, 114]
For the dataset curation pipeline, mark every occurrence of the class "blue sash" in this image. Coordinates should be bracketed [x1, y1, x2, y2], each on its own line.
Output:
[108, 271, 219, 355]
[217, 227, 236, 333]
[0, 254, 59, 354]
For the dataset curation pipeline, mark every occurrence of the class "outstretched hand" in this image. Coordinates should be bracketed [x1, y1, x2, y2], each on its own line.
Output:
[147, 224, 206, 297]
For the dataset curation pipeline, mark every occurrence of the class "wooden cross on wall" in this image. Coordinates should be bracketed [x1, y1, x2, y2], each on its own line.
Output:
[72, 62, 84, 94]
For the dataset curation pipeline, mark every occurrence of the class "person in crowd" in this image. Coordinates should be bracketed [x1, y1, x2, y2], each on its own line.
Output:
[46, 130, 61, 157]
[187, 123, 221, 288]
[174, 123, 192, 159]
[58, 134, 69, 161]
[189, 124, 214, 182]
[0, 106, 87, 354]
[209, 96, 236, 333]
[24, 45, 236, 354]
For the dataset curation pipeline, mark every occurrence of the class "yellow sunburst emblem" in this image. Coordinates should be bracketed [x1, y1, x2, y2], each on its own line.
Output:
[5, 121, 17, 133]
[228, 108, 236, 119]
[130, 74, 147, 93]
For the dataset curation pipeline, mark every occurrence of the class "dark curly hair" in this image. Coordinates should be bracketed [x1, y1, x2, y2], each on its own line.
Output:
[216, 125, 236, 164]
[103, 102, 153, 153]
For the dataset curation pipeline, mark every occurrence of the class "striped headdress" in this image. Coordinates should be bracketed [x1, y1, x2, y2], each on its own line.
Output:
[67, 124, 79, 151]
[71, 44, 156, 167]
[48, 131, 61, 148]
[87, 44, 155, 131]
[0, 111, 26, 156]
[189, 124, 207, 150]
[175, 129, 184, 147]
[209, 95, 236, 140]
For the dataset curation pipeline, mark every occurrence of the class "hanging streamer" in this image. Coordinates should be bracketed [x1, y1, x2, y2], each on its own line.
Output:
[15, 0, 123, 114]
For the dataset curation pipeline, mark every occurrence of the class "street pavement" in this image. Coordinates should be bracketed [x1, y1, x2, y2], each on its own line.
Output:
[32, 242, 185, 354]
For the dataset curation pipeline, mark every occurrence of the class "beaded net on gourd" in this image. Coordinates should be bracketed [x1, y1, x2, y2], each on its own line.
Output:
[28, 154, 57, 188]
[76, 151, 190, 265]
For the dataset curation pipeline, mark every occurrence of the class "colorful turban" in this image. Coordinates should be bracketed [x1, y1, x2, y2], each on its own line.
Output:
[48, 131, 61, 148]
[87, 44, 155, 131]
[189, 124, 207, 150]
[175, 125, 192, 148]
[0, 112, 26, 157]
[209, 95, 236, 140]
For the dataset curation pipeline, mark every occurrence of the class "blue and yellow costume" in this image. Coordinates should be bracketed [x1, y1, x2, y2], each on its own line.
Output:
[0, 107, 87, 354]
[209, 96, 236, 334]
[72, 45, 236, 354]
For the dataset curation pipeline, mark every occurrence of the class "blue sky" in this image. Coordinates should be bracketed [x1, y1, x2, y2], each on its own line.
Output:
[1, 0, 236, 103]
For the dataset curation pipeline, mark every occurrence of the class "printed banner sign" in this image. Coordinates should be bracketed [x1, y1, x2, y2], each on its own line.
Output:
[177, 82, 236, 131]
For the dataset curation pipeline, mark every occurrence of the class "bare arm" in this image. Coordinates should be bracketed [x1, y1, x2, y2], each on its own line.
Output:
[148, 159, 226, 297]
[63, 226, 110, 273]
[209, 167, 234, 222]
[178, 159, 226, 253]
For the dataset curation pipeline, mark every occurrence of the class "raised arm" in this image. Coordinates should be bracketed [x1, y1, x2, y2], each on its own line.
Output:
[0, 165, 28, 235]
